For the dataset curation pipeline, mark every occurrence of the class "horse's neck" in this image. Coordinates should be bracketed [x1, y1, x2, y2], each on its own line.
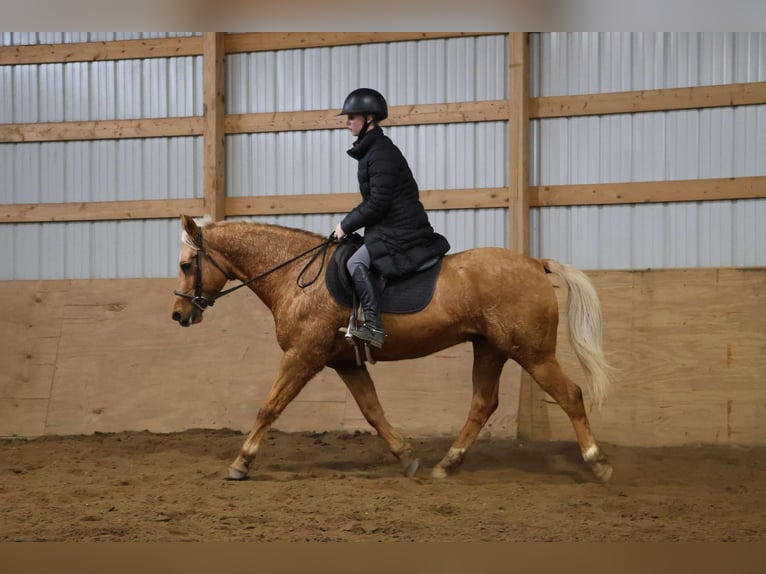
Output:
[206, 223, 316, 309]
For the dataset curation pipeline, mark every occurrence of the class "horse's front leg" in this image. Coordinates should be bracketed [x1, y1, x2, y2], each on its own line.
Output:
[228, 349, 323, 480]
[432, 338, 505, 479]
[334, 365, 419, 477]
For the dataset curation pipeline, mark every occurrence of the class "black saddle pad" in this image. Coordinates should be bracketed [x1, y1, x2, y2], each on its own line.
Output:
[325, 236, 442, 314]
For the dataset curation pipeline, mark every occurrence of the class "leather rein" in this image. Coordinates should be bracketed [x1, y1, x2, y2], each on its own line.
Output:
[173, 228, 335, 312]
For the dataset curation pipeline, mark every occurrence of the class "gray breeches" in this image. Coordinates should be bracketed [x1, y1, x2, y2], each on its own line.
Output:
[346, 244, 371, 275]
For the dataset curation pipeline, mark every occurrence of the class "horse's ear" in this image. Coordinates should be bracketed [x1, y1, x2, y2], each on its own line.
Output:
[181, 214, 198, 237]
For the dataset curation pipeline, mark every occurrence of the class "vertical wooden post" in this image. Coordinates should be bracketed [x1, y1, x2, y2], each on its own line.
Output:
[508, 32, 529, 255]
[508, 32, 538, 440]
[203, 32, 226, 221]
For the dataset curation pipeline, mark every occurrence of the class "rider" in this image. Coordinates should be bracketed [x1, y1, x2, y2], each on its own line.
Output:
[333, 88, 451, 349]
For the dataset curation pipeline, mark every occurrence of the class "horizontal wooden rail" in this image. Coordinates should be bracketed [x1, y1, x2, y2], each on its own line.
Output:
[226, 100, 510, 134]
[226, 110, 346, 134]
[530, 176, 766, 207]
[3, 177, 763, 223]
[0, 37, 204, 65]
[531, 82, 766, 119]
[0, 117, 204, 143]
[224, 32, 496, 54]
[0, 188, 508, 223]
[0, 199, 204, 223]
[1, 101, 508, 143]
[387, 101, 509, 126]
[226, 187, 510, 216]
[0, 33, 498, 66]
[4, 80, 765, 144]
[228, 177, 766, 215]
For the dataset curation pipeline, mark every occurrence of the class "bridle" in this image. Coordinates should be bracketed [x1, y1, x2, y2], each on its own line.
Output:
[173, 229, 227, 311]
[173, 227, 335, 312]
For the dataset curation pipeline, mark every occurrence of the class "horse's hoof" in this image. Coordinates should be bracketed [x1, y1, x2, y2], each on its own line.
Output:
[403, 458, 420, 478]
[227, 466, 249, 481]
[591, 461, 613, 483]
[431, 466, 449, 480]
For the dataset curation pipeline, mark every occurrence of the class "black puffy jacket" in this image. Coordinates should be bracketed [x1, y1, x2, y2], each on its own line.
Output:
[340, 127, 451, 278]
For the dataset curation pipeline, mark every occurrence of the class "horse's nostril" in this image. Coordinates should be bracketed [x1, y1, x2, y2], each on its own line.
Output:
[172, 311, 182, 322]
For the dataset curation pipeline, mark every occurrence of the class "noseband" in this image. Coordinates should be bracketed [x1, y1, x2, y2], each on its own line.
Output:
[174, 227, 335, 313]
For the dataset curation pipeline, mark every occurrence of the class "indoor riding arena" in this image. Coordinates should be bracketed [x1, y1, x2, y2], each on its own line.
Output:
[1, 32, 765, 542]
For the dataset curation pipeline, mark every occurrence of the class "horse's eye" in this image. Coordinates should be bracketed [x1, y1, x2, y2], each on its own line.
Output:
[180, 261, 192, 273]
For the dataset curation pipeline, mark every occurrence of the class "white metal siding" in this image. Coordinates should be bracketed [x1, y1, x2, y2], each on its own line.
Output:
[529, 32, 766, 269]
[0, 219, 184, 280]
[2, 58, 202, 123]
[0, 33, 203, 279]
[225, 35, 509, 253]
[2, 34, 508, 279]
[2, 33, 765, 278]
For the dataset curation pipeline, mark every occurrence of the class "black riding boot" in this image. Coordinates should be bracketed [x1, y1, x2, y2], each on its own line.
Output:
[350, 265, 386, 348]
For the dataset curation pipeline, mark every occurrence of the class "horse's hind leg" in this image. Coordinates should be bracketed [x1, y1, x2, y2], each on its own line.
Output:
[228, 350, 322, 480]
[432, 338, 505, 479]
[334, 365, 419, 477]
[526, 355, 613, 482]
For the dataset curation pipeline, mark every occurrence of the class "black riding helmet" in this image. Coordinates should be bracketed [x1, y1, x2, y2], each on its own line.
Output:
[338, 88, 388, 121]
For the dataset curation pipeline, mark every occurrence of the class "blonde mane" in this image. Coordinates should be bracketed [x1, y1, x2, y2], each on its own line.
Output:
[181, 216, 324, 252]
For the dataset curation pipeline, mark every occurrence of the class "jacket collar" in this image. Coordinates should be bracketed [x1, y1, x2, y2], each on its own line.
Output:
[346, 126, 383, 160]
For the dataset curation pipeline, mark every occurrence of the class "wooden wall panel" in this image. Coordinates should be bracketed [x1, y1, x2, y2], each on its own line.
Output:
[1, 268, 763, 446]
[0, 278, 517, 439]
[519, 268, 766, 447]
[0, 281, 67, 437]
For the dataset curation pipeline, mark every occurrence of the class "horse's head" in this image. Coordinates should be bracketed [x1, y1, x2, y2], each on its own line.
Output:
[171, 214, 231, 327]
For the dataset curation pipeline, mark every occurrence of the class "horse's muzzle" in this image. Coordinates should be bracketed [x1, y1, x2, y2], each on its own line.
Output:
[172, 310, 190, 327]
[171, 308, 202, 327]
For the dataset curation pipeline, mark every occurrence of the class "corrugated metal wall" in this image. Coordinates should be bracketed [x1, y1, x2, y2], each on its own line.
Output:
[529, 32, 766, 269]
[1, 33, 764, 279]
[225, 36, 509, 250]
[0, 33, 203, 279]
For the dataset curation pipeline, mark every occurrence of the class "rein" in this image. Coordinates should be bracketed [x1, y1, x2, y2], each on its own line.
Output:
[174, 228, 335, 311]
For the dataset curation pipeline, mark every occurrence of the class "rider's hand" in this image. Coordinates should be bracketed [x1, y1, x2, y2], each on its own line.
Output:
[333, 222, 346, 240]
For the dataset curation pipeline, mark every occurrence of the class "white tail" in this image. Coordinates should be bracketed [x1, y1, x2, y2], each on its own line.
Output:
[542, 259, 614, 409]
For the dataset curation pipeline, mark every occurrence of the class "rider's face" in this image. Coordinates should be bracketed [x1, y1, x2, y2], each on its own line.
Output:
[346, 114, 366, 137]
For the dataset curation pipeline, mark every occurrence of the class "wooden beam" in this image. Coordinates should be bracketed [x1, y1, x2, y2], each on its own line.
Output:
[0, 199, 203, 223]
[531, 81, 766, 119]
[225, 188, 509, 217]
[0, 33, 497, 66]
[203, 33, 226, 222]
[4, 177, 762, 224]
[0, 101, 507, 144]
[4, 80, 763, 144]
[508, 32, 533, 448]
[0, 117, 203, 143]
[226, 100, 509, 134]
[529, 176, 766, 207]
[226, 110, 346, 134]
[420, 187, 510, 210]
[224, 32, 497, 54]
[0, 36, 203, 65]
[508, 32, 530, 256]
[386, 101, 509, 127]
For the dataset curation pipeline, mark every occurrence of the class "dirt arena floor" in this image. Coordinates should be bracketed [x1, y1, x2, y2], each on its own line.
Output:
[1, 428, 765, 542]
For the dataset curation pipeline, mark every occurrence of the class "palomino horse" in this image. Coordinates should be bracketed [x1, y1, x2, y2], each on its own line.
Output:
[171, 215, 614, 482]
